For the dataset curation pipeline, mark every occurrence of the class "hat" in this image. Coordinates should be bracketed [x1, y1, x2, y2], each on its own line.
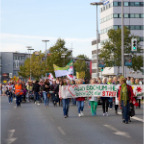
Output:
[120, 76, 126, 81]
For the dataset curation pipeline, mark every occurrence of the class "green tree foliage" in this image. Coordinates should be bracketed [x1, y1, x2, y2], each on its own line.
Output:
[47, 38, 72, 76]
[18, 52, 46, 80]
[99, 26, 143, 73]
[74, 55, 90, 79]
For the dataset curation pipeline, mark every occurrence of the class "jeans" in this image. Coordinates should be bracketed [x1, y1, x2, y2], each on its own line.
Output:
[16, 95, 21, 106]
[8, 96, 13, 103]
[72, 98, 76, 105]
[109, 98, 113, 108]
[62, 99, 69, 116]
[77, 101, 84, 113]
[121, 100, 130, 122]
[43, 92, 49, 106]
[35, 92, 39, 102]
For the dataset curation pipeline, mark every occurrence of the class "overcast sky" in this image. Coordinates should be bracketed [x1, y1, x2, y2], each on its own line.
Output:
[1, 0, 100, 58]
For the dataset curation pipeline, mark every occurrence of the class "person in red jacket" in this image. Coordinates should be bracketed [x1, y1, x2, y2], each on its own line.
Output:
[76, 79, 85, 117]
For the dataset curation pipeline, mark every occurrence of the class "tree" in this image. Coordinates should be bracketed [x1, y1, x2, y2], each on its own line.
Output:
[76, 54, 89, 60]
[99, 26, 143, 73]
[74, 55, 90, 79]
[46, 38, 72, 76]
[18, 51, 46, 80]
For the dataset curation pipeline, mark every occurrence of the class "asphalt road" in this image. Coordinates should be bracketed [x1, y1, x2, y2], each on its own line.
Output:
[1, 96, 143, 144]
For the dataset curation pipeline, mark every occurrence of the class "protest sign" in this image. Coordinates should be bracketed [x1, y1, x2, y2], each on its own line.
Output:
[59, 84, 144, 99]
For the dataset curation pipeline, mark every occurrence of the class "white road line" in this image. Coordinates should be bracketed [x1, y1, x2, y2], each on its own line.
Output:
[117, 112, 144, 123]
[58, 127, 66, 135]
[104, 124, 131, 138]
[6, 129, 17, 144]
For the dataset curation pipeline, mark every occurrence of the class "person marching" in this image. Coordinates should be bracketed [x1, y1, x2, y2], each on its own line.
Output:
[15, 80, 23, 107]
[59, 80, 70, 118]
[76, 79, 85, 117]
[118, 76, 132, 124]
[89, 79, 98, 116]
[5, 87, 13, 104]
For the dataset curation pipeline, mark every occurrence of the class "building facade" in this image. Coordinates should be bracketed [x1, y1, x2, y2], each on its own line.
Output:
[0, 52, 30, 83]
[92, 0, 144, 78]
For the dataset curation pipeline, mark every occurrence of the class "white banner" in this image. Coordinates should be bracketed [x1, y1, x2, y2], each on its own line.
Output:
[59, 84, 144, 99]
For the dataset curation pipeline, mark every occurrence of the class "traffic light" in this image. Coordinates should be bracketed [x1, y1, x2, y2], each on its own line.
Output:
[101, 68, 103, 72]
[131, 38, 137, 51]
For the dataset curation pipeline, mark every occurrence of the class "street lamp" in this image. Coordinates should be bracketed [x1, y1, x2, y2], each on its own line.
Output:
[27, 47, 34, 80]
[121, 0, 124, 76]
[42, 40, 50, 67]
[90, 2, 103, 78]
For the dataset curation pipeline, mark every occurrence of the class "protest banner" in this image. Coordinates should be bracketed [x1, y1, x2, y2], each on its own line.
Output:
[59, 84, 144, 99]
[132, 85, 144, 99]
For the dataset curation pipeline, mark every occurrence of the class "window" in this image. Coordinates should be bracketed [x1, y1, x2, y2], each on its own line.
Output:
[135, 2, 140, 6]
[130, 26, 135, 30]
[113, 14, 119, 18]
[140, 37, 144, 41]
[130, 2, 135, 6]
[140, 14, 144, 18]
[110, 2, 113, 7]
[124, 2, 129, 6]
[113, 26, 118, 30]
[130, 14, 135, 18]
[141, 26, 144, 30]
[119, 14, 122, 18]
[140, 2, 144, 6]
[135, 14, 140, 18]
[124, 14, 129, 18]
[113, 2, 118, 6]
[135, 26, 140, 30]
[14, 56, 17, 60]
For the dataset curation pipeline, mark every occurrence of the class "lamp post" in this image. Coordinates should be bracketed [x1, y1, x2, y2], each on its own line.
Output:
[121, 0, 124, 76]
[27, 47, 34, 80]
[42, 40, 49, 67]
[90, 2, 103, 78]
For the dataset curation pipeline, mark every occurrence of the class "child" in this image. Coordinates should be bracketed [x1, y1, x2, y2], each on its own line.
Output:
[89, 79, 98, 116]
[5, 87, 13, 104]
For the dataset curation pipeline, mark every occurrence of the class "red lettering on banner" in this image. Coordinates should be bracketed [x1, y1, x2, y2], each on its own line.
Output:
[102, 91, 105, 96]
[106, 91, 109, 96]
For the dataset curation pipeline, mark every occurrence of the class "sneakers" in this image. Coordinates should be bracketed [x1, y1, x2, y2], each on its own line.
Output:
[103, 113, 105, 116]
[78, 113, 81, 117]
[106, 112, 108, 116]
[81, 112, 84, 116]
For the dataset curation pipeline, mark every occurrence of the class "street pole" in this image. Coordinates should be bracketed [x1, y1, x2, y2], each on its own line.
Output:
[27, 48, 34, 80]
[42, 40, 49, 68]
[90, 2, 103, 78]
[121, 0, 124, 76]
[96, 5, 99, 78]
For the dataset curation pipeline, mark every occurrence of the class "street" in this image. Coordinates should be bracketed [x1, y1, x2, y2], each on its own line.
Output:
[1, 96, 143, 144]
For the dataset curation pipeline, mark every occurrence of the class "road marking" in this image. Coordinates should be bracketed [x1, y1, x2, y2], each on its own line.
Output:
[117, 112, 144, 123]
[58, 127, 66, 135]
[104, 124, 131, 138]
[6, 129, 17, 144]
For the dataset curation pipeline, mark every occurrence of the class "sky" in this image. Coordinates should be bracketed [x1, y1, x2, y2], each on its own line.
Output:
[1, 0, 100, 59]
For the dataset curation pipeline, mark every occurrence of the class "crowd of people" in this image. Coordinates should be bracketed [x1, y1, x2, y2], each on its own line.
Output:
[0, 76, 143, 124]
